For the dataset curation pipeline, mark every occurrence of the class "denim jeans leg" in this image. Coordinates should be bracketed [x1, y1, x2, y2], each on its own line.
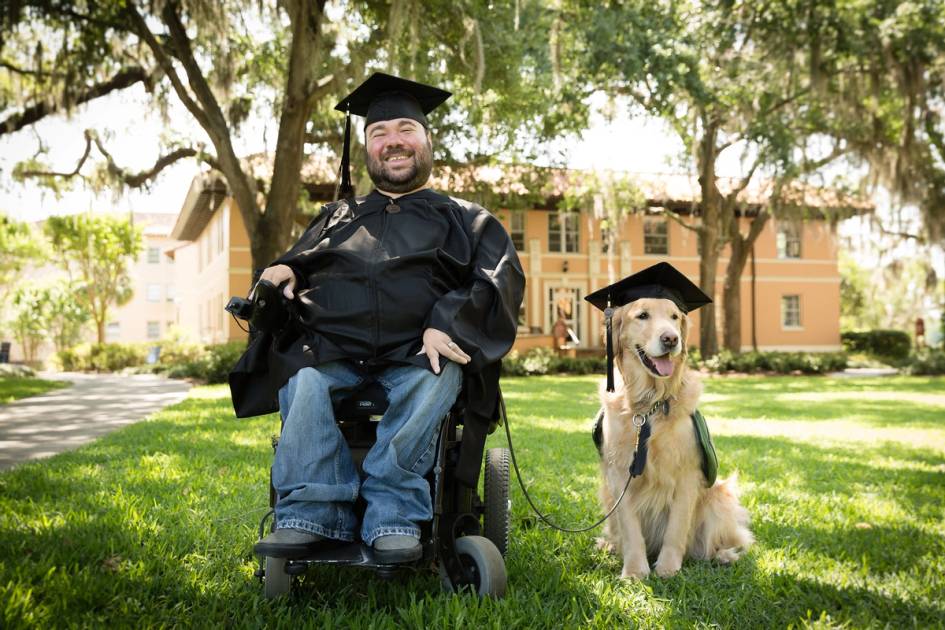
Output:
[273, 362, 363, 541]
[360, 361, 463, 545]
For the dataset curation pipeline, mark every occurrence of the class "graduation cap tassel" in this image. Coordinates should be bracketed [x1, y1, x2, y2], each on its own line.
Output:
[604, 303, 615, 393]
[337, 108, 353, 200]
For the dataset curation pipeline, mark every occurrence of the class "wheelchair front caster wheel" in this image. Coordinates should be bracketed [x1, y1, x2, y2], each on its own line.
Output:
[264, 556, 291, 599]
[439, 535, 507, 598]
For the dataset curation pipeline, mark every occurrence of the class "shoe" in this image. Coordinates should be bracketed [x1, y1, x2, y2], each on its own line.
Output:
[254, 528, 334, 558]
[373, 535, 422, 564]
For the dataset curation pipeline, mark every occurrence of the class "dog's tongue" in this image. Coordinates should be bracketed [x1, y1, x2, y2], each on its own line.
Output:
[652, 355, 674, 377]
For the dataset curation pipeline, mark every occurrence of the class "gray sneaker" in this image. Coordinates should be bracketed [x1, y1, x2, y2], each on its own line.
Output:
[254, 528, 334, 558]
[373, 535, 422, 564]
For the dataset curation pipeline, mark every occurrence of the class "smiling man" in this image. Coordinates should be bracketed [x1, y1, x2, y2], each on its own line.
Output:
[230, 73, 525, 563]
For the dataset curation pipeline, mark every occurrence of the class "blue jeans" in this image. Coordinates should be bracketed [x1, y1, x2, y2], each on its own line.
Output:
[273, 360, 462, 545]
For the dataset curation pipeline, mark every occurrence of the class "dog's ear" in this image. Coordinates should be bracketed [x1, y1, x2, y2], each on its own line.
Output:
[680, 311, 689, 354]
[611, 304, 626, 364]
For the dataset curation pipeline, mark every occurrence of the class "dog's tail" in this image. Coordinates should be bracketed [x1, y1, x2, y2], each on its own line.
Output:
[690, 473, 754, 563]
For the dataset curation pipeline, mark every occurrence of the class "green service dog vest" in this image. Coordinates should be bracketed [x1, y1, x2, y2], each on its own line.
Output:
[592, 407, 718, 487]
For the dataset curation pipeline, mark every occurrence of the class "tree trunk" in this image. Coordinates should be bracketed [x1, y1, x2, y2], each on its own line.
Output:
[255, 0, 327, 272]
[696, 118, 722, 357]
[722, 211, 770, 352]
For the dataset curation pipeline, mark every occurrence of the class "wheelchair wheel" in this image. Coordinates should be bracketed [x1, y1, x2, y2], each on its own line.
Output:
[483, 448, 511, 556]
[439, 535, 507, 598]
[264, 556, 291, 599]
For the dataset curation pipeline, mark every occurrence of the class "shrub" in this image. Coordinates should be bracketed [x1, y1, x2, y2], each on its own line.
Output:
[702, 350, 847, 374]
[549, 355, 606, 375]
[522, 347, 555, 375]
[841, 330, 911, 361]
[54, 342, 147, 372]
[906, 349, 945, 375]
[501, 348, 606, 376]
[157, 326, 206, 367]
[88, 343, 148, 372]
[200, 341, 246, 383]
[501, 351, 527, 376]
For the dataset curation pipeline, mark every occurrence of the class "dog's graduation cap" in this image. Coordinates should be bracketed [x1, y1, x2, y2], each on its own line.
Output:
[585, 262, 712, 392]
[333, 72, 451, 199]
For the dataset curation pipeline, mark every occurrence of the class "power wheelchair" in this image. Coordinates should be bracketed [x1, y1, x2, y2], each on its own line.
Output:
[228, 281, 512, 599]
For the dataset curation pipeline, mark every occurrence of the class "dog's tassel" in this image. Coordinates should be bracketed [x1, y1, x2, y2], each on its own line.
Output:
[604, 305, 615, 392]
[629, 420, 651, 477]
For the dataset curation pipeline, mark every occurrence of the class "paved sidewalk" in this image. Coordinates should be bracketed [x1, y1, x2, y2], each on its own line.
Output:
[0, 372, 192, 470]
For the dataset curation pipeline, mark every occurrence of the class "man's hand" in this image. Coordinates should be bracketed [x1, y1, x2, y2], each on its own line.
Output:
[422, 328, 471, 374]
[257, 264, 297, 300]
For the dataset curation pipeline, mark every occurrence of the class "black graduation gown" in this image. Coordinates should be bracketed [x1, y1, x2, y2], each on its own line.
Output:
[228, 188, 525, 487]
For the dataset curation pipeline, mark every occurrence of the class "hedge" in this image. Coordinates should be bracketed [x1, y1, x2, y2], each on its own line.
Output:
[501, 347, 847, 376]
[841, 330, 912, 360]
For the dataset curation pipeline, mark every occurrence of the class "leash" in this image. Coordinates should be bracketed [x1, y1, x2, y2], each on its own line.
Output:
[498, 392, 667, 534]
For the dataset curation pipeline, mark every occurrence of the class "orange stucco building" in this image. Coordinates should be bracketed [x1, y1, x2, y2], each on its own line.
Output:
[169, 169, 850, 354]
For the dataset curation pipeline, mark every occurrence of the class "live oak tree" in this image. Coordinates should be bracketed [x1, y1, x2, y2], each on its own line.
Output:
[1, 1, 583, 274]
[559, 0, 945, 355]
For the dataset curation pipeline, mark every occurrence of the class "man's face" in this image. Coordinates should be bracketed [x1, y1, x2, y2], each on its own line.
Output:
[364, 117, 433, 193]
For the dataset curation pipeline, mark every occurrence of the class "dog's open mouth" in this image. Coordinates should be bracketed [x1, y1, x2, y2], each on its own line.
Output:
[635, 345, 675, 377]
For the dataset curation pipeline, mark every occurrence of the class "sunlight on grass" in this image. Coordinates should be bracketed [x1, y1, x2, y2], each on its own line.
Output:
[0, 373, 942, 627]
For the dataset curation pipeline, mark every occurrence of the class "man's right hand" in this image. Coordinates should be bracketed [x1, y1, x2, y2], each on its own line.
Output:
[257, 264, 297, 300]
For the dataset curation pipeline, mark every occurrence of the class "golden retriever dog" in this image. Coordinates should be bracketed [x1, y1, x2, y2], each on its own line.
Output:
[597, 297, 753, 579]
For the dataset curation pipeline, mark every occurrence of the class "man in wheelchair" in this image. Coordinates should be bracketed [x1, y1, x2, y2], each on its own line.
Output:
[229, 73, 524, 567]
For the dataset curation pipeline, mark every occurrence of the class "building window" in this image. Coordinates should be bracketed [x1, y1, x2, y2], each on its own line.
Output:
[147, 321, 160, 340]
[548, 211, 579, 253]
[147, 247, 161, 264]
[644, 217, 669, 255]
[517, 301, 527, 332]
[777, 223, 802, 258]
[782, 295, 801, 328]
[166, 284, 176, 303]
[509, 211, 525, 251]
[147, 284, 161, 302]
[106, 322, 120, 342]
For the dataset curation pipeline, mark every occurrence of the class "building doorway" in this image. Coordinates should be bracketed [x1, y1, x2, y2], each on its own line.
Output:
[548, 286, 582, 348]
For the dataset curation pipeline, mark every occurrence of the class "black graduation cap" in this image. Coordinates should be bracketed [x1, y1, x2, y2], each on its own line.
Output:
[585, 262, 712, 391]
[333, 73, 451, 199]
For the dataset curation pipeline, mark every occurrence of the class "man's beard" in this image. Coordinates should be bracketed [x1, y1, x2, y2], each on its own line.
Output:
[365, 139, 434, 194]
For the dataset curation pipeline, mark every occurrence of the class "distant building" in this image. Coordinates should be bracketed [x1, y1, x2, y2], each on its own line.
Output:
[113, 213, 182, 345]
[4, 213, 184, 363]
[168, 167, 862, 354]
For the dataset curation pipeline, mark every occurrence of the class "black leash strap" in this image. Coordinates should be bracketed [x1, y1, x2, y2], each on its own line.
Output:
[499, 393, 633, 533]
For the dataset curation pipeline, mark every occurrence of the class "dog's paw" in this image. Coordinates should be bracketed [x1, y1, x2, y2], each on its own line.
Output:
[595, 537, 615, 555]
[654, 548, 683, 577]
[620, 558, 650, 580]
[714, 547, 742, 564]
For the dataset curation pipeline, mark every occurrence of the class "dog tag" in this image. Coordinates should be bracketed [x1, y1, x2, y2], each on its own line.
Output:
[385, 203, 400, 213]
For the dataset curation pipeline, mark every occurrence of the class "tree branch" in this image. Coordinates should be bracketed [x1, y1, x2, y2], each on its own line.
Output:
[16, 130, 95, 179]
[0, 59, 64, 78]
[124, 3, 212, 131]
[0, 66, 150, 136]
[160, 2, 232, 139]
[652, 206, 702, 235]
[88, 134, 211, 187]
[17, 128, 216, 188]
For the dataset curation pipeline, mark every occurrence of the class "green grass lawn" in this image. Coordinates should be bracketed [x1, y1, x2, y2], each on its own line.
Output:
[0, 377, 69, 404]
[1, 375, 943, 628]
